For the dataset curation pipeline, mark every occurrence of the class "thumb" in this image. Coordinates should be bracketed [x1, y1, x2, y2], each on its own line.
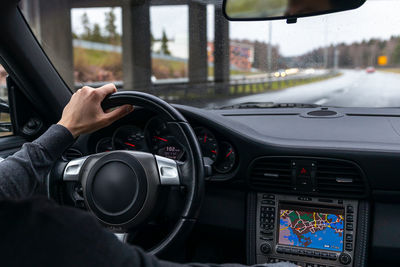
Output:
[104, 105, 134, 123]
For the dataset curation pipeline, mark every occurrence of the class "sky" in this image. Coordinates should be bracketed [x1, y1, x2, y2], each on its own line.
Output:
[71, 0, 400, 58]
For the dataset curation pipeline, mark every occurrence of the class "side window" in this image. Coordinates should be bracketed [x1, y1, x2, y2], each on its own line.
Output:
[0, 64, 13, 137]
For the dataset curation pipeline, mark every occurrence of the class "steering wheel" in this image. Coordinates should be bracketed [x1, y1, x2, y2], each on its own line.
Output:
[48, 91, 205, 255]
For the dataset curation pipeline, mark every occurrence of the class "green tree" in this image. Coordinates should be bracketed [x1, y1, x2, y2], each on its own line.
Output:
[81, 12, 91, 40]
[105, 8, 119, 44]
[91, 23, 104, 43]
[160, 29, 171, 55]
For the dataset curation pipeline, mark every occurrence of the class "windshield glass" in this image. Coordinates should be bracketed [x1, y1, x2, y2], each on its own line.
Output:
[20, 0, 400, 108]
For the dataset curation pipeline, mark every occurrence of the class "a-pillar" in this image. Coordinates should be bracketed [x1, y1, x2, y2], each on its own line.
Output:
[122, 1, 152, 91]
[214, 5, 230, 95]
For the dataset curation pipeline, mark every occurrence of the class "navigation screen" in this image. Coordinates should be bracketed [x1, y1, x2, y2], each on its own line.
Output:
[278, 204, 344, 252]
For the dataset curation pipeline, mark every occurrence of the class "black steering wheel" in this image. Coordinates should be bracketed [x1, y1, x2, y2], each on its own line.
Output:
[48, 91, 205, 255]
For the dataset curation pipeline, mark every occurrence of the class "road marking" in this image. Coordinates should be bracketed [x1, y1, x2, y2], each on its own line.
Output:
[314, 98, 329, 105]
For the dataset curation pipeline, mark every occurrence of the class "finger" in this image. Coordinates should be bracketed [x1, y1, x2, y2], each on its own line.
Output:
[96, 83, 117, 98]
[104, 105, 133, 123]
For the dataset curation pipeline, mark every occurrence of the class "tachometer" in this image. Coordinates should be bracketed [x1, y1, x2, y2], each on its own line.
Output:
[194, 127, 219, 163]
[95, 137, 113, 153]
[145, 116, 185, 161]
[112, 125, 147, 151]
[214, 142, 236, 173]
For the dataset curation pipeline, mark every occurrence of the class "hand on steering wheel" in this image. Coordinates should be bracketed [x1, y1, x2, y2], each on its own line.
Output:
[49, 86, 205, 256]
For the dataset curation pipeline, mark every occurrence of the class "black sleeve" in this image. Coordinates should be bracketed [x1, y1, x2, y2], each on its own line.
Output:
[0, 124, 74, 199]
[0, 197, 294, 267]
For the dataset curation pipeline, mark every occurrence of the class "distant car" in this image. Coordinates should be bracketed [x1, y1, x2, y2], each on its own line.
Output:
[366, 66, 376, 73]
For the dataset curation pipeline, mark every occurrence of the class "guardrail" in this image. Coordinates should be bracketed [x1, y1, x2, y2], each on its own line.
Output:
[75, 70, 337, 102]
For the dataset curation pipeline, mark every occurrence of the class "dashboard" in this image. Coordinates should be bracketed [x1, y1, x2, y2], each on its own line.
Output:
[71, 104, 400, 266]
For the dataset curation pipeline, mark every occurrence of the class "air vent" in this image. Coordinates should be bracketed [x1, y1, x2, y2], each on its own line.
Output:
[62, 148, 83, 161]
[249, 157, 367, 197]
[249, 157, 293, 191]
[316, 159, 365, 195]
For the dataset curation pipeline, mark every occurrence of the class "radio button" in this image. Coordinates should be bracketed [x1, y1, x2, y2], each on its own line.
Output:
[346, 223, 353, 231]
[347, 205, 354, 213]
[346, 215, 354, 222]
[305, 250, 314, 257]
[346, 234, 353, 242]
[320, 252, 329, 259]
[313, 251, 321, 258]
[328, 253, 337, 260]
[276, 247, 284, 253]
[289, 248, 298, 255]
[345, 243, 353, 251]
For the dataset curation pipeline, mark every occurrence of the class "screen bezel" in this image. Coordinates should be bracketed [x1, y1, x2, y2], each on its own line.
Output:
[277, 202, 345, 252]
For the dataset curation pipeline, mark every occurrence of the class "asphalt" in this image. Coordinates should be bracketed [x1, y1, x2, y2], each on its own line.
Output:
[216, 70, 400, 108]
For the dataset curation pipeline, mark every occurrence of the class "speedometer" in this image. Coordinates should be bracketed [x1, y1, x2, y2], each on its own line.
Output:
[145, 116, 185, 161]
[194, 127, 219, 163]
[112, 125, 147, 151]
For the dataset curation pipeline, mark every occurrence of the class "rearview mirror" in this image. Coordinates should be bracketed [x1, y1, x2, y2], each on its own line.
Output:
[223, 0, 366, 21]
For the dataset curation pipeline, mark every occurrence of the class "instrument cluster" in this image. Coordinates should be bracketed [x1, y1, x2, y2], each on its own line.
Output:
[94, 116, 237, 173]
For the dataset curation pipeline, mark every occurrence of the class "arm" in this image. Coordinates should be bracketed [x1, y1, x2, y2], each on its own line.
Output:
[0, 124, 74, 199]
[0, 84, 133, 200]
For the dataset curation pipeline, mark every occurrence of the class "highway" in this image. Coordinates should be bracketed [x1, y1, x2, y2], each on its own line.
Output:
[216, 70, 400, 108]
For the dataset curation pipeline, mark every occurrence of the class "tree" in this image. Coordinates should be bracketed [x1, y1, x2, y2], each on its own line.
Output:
[91, 23, 104, 43]
[160, 29, 171, 55]
[81, 12, 91, 40]
[105, 8, 119, 44]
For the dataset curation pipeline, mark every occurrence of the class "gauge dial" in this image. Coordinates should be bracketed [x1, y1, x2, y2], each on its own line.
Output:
[145, 117, 185, 161]
[214, 142, 236, 173]
[95, 137, 113, 153]
[112, 125, 147, 151]
[195, 127, 219, 163]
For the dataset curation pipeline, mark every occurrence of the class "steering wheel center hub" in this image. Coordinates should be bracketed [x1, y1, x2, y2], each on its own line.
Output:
[81, 151, 160, 230]
[92, 161, 139, 214]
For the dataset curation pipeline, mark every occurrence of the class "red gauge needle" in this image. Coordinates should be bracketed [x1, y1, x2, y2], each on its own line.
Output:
[154, 136, 168, 142]
[124, 142, 136, 148]
[226, 149, 232, 158]
[204, 133, 207, 143]
[211, 150, 217, 154]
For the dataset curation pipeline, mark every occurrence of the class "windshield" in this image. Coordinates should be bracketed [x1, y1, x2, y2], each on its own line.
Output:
[20, 0, 400, 108]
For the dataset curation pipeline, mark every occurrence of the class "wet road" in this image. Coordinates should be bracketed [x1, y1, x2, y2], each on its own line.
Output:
[218, 70, 400, 108]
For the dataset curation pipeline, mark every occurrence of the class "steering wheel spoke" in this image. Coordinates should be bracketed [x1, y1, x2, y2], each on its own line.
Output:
[63, 156, 90, 182]
[155, 155, 180, 186]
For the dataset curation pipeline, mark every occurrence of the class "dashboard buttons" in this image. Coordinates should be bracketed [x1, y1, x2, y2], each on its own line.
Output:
[346, 214, 354, 222]
[347, 205, 354, 213]
[345, 242, 353, 251]
[339, 253, 352, 265]
[345, 234, 353, 242]
[260, 243, 272, 254]
[346, 223, 353, 231]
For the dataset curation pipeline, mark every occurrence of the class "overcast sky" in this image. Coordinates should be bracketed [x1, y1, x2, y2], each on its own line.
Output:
[71, 0, 400, 58]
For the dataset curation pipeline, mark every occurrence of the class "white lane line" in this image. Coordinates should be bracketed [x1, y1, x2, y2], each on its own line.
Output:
[314, 98, 329, 105]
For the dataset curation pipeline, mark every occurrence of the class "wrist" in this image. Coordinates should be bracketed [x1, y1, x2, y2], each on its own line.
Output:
[57, 120, 79, 138]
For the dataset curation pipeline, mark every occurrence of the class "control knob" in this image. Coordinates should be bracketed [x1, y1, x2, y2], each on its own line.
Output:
[260, 243, 272, 254]
[339, 253, 352, 265]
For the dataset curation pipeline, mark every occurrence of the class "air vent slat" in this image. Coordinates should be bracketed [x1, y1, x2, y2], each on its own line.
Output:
[249, 157, 366, 197]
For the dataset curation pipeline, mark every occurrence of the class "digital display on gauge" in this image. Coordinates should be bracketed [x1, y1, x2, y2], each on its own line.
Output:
[157, 146, 183, 160]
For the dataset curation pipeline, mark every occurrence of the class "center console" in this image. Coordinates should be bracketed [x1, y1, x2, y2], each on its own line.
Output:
[254, 193, 358, 267]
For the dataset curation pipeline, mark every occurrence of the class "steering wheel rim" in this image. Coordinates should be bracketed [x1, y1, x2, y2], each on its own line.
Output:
[49, 91, 205, 256]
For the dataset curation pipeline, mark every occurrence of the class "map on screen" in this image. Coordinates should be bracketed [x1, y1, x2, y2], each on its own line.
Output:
[279, 207, 344, 252]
